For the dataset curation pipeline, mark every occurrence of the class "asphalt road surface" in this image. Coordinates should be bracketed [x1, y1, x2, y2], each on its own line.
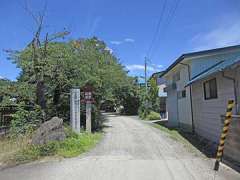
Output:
[0, 113, 239, 180]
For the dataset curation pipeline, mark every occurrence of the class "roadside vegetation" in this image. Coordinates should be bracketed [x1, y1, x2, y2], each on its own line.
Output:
[138, 78, 160, 120]
[0, 13, 138, 167]
[0, 126, 101, 167]
[145, 111, 160, 120]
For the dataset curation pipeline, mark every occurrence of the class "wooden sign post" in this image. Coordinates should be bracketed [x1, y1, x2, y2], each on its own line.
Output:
[82, 85, 94, 133]
[85, 91, 92, 133]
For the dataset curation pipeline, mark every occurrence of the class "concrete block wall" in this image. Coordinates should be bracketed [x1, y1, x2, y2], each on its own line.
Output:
[223, 116, 240, 167]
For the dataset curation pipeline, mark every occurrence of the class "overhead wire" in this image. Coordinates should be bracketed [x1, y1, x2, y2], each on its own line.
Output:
[150, 0, 181, 60]
[146, 0, 168, 58]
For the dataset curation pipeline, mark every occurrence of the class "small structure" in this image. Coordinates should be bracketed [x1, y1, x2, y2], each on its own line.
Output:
[70, 88, 81, 133]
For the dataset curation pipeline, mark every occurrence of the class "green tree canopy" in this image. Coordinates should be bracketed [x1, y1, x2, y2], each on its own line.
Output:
[7, 37, 139, 120]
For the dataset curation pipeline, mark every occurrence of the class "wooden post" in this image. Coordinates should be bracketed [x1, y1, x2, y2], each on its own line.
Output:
[70, 88, 81, 133]
[83, 85, 93, 133]
[86, 102, 92, 133]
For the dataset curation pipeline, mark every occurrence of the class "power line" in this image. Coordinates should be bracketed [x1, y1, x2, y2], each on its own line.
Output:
[144, 0, 168, 89]
[146, 0, 167, 58]
[150, 0, 181, 59]
[164, 0, 180, 31]
[144, 0, 180, 89]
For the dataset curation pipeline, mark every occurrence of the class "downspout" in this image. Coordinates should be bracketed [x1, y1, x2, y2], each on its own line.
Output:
[179, 63, 195, 133]
[221, 71, 238, 114]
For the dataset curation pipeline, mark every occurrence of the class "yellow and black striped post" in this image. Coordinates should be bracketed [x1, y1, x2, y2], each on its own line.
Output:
[214, 100, 234, 171]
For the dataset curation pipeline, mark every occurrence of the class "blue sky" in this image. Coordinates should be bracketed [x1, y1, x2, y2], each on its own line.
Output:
[0, 0, 240, 80]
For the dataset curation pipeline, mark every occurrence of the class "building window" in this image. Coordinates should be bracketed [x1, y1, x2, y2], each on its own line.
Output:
[182, 90, 186, 98]
[177, 90, 186, 99]
[203, 78, 218, 100]
[173, 72, 180, 82]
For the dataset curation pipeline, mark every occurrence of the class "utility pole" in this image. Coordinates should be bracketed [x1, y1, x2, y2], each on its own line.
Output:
[144, 57, 149, 110]
[144, 57, 148, 94]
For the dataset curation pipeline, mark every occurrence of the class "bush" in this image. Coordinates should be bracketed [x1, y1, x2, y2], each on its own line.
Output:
[10, 104, 43, 136]
[138, 98, 151, 119]
[146, 111, 160, 120]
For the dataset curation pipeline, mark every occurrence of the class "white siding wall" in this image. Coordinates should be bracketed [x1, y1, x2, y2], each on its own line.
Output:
[192, 71, 236, 143]
[166, 89, 178, 127]
[165, 64, 193, 130]
[177, 65, 193, 130]
[158, 84, 167, 97]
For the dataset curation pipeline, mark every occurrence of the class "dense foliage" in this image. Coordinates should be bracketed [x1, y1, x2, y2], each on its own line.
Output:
[10, 104, 43, 136]
[2, 37, 139, 133]
[138, 78, 160, 119]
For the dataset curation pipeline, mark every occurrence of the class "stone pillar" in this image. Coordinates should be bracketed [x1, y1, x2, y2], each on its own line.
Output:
[86, 102, 91, 133]
[70, 88, 81, 133]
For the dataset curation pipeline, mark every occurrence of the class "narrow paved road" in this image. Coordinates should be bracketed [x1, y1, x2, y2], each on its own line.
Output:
[0, 114, 239, 180]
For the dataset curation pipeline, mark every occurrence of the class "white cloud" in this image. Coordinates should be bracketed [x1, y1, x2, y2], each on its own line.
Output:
[124, 38, 135, 43]
[126, 64, 163, 72]
[126, 64, 145, 71]
[110, 41, 122, 45]
[191, 21, 240, 51]
[151, 64, 163, 69]
[0, 75, 4, 79]
[110, 38, 135, 45]
[104, 47, 113, 54]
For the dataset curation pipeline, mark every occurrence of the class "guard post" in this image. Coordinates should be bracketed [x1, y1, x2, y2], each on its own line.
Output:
[214, 100, 234, 171]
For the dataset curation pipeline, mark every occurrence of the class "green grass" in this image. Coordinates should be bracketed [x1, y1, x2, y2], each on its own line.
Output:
[0, 128, 102, 167]
[139, 111, 160, 120]
[145, 111, 160, 120]
[151, 123, 184, 141]
[57, 132, 102, 158]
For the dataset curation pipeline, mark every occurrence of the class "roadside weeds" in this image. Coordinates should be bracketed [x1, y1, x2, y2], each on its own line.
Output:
[0, 129, 102, 169]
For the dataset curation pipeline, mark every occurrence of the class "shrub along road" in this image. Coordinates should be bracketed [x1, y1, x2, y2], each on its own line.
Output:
[0, 113, 240, 180]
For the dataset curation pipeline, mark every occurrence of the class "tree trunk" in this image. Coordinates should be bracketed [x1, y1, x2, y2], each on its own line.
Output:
[36, 80, 46, 110]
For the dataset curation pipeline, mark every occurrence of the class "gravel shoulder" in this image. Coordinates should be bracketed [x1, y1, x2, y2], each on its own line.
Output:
[0, 113, 239, 180]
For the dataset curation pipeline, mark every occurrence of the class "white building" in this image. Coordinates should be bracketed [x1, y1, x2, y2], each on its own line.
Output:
[162, 45, 240, 134]
[149, 71, 167, 119]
